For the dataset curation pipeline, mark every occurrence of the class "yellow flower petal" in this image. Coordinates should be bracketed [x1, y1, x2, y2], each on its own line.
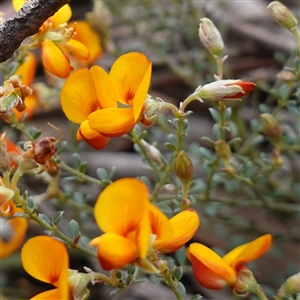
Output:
[90, 66, 118, 109]
[30, 288, 62, 300]
[63, 39, 90, 60]
[89, 233, 138, 270]
[60, 68, 98, 123]
[42, 39, 72, 78]
[154, 209, 200, 253]
[88, 108, 135, 137]
[12, 0, 25, 11]
[109, 52, 152, 121]
[225, 234, 272, 271]
[0, 216, 27, 258]
[187, 243, 236, 289]
[93, 178, 149, 235]
[21, 236, 69, 294]
[15, 53, 37, 86]
[149, 203, 174, 243]
[77, 120, 110, 150]
[48, 4, 72, 28]
[68, 21, 103, 65]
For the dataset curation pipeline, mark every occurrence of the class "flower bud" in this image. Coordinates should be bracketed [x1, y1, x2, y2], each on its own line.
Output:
[276, 273, 300, 299]
[173, 151, 193, 184]
[267, 1, 298, 31]
[0, 185, 15, 205]
[0, 135, 10, 172]
[197, 80, 256, 102]
[261, 113, 282, 140]
[68, 270, 91, 300]
[199, 18, 224, 57]
[141, 96, 160, 126]
[215, 140, 231, 160]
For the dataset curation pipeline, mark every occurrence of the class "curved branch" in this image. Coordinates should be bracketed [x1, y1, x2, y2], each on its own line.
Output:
[0, 0, 72, 63]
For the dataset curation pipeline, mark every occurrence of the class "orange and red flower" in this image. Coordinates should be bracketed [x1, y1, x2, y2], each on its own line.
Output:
[186, 234, 272, 290]
[12, 1, 102, 78]
[89, 178, 200, 271]
[60, 52, 152, 150]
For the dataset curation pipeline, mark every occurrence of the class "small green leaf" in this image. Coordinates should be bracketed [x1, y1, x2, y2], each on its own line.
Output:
[168, 134, 178, 146]
[78, 162, 88, 173]
[29, 127, 42, 139]
[96, 168, 108, 180]
[12, 212, 28, 218]
[127, 265, 136, 276]
[208, 107, 221, 123]
[165, 142, 177, 151]
[198, 147, 212, 160]
[71, 153, 82, 169]
[68, 219, 80, 238]
[38, 214, 52, 225]
[191, 294, 203, 300]
[172, 266, 183, 280]
[224, 107, 232, 121]
[27, 197, 35, 209]
[52, 211, 64, 225]
[176, 282, 186, 297]
[175, 246, 187, 266]
[212, 124, 221, 140]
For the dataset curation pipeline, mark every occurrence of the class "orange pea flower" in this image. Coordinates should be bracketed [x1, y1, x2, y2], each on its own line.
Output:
[0, 178, 27, 258]
[149, 204, 200, 253]
[89, 178, 151, 270]
[89, 178, 200, 271]
[12, 1, 94, 78]
[61, 52, 152, 150]
[14, 53, 38, 120]
[21, 236, 69, 299]
[186, 234, 272, 290]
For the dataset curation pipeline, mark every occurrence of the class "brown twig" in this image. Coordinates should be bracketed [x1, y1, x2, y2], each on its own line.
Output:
[0, 0, 72, 63]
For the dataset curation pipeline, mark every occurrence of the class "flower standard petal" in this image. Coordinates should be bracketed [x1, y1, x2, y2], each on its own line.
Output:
[12, 0, 25, 11]
[21, 236, 69, 298]
[93, 178, 149, 235]
[90, 65, 118, 109]
[48, 4, 72, 28]
[60, 68, 98, 123]
[42, 39, 72, 78]
[109, 52, 152, 121]
[187, 243, 236, 289]
[89, 233, 138, 270]
[77, 120, 110, 150]
[88, 108, 135, 137]
[155, 209, 200, 253]
[225, 234, 272, 271]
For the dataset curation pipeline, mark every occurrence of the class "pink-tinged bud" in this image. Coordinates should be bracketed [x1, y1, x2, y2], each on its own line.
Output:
[261, 113, 282, 140]
[199, 18, 224, 57]
[197, 80, 256, 102]
[267, 1, 297, 31]
[141, 96, 160, 126]
[215, 140, 231, 160]
[174, 151, 194, 184]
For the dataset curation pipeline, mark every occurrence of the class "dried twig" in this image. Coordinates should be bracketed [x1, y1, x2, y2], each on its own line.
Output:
[0, 0, 72, 63]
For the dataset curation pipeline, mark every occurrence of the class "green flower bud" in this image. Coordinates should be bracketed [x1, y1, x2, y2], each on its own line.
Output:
[173, 151, 193, 184]
[0, 135, 10, 172]
[261, 113, 282, 140]
[68, 270, 91, 300]
[267, 1, 298, 31]
[199, 18, 224, 57]
[215, 140, 231, 160]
